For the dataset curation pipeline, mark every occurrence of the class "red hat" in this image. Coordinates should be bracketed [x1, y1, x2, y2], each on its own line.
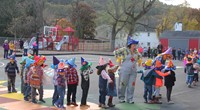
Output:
[108, 60, 118, 70]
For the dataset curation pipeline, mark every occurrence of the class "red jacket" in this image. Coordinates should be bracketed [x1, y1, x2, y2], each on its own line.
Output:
[155, 70, 170, 87]
[65, 67, 79, 85]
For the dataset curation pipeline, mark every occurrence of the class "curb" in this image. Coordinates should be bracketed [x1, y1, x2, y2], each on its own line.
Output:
[15, 52, 114, 57]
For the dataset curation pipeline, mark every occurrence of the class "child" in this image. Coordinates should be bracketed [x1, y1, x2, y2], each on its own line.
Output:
[192, 59, 200, 86]
[65, 57, 79, 106]
[96, 57, 112, 108]
[52, 56, 60, 106]
[152, 60, 170, 104]
[164, 60, 176, 104]
[28, 56, 46, 103]
[5, 55, 19, 93]
[24, 56, 35, 101]
[185, 57, 195, 88]
[20, 56, 27, 94]
[140, 59, 154, 104]
[107, 60, 118, 107]
[54, 62, 66, 109]
[80, 57, 93, 107]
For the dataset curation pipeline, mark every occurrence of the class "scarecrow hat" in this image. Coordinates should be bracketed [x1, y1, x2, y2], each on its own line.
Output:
[9, 54, 16, 60]
[65, 57, 77, 68]
[98, 56, 107, 66]
[81, 57, 88, 66]
[20, 56, 28, 65]
[145, 59, 152, 67]
[165, 60, 176, 71]
[80, 57, 92, 71]
[25, 58, 35, 68]
[127, 36, 139, 46]
[161, 47, 172, 55]
[53, 56, 60, 65]
[187, 56, 193, 64]
[155, 60, 165, 70]
[57, 62, 65, 72]
[108, 60, 118, 70]
[197, 59, 200, 65]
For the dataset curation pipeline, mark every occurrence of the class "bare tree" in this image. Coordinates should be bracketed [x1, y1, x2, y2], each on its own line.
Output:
[107, 0, 128, 51]
[123, 0, 156, 35]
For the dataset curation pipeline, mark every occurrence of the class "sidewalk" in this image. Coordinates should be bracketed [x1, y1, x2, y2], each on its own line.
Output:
[0, 47, 114, 57]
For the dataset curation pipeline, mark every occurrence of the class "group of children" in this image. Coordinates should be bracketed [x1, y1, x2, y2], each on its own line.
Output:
[4, 49, 200, 109]
[184, 52, 200, 88]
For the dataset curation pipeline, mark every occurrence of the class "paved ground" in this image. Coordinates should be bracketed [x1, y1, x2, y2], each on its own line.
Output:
[0, 53, 199, 110]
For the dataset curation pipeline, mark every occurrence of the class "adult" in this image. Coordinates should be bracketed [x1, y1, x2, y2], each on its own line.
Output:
[117, 37, 142, 103]
[172, 47, 176, 60]
[32, 41, 38, 55]
[157, 42, 163, 54]
[3, 40, 9, 59]
[19, 39, 24, 50]
[23, 40, 29, 56]
[9, 40, 15, 56]
[177, 48, 181, 60]
[147, 47, 151, 58]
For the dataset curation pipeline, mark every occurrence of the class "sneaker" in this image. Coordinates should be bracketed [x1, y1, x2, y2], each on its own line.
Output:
[71, 102, 78, 106]
[168, 101, 174, 104]
[80, 104, 90, 107]
[119, 99, 125, 103]
[107, 103, 115, 107]
[187, 84, 192, 88]
[101, 104, 108, 109]
[12, 90, 17, 93]
[32, 100, 37, 104]
[98, 104, 102, 107]
[39, 99, 46, 103]
[8, 91, 11, 93]
[54, 103, 60, 108]
[67, 102, 71, 106]
[24, 98, 29, 101]
[128, 101, 134, 104]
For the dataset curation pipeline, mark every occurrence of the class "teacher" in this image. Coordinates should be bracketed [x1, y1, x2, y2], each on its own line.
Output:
[116, 37, 141, 104]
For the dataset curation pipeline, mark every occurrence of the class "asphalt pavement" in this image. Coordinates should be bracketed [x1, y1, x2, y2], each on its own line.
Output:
[0, 54, 199, 110]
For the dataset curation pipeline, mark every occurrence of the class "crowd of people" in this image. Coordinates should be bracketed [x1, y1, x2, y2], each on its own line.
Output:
[2, 37, 200, 109]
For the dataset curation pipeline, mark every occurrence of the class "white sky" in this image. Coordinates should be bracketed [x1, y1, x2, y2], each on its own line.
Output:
[159, 0, 200, 9]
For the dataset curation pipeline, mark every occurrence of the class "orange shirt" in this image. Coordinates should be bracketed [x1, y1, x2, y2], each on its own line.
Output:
[155, 70, 170, 87]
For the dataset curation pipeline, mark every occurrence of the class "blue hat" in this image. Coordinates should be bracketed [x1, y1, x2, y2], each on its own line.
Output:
[65, 57, 77, 68]
[53, 56, 60, 65]
[25, 58, 35, 68]
[127, 36, 139, 46]
[9, 54, 16, 60]
[81, 57, 88, 66]
[197, 59, 200, 65]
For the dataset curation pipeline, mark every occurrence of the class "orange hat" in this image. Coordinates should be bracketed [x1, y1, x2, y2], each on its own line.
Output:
[165, 60, 176, 71]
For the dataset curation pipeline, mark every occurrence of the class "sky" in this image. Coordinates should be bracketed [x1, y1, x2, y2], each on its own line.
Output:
[159, 0, 200, 9]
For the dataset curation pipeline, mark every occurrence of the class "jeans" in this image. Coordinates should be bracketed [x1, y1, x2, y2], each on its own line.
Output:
[153, 87, 160, 97]
[143, 85, 152, 101]
[52, 85, 59, 105]
[24, 83, 31, 99]
[99, 87, 107, 105]
[7, 74, 16, 92]
[4, 50, 8, 58]
[55, 86, 65, 107]
[9, 50, 13, 56]
[81, 82, 89, 105]
[24, 49, 28, 56]
[186, 75, 194, 85]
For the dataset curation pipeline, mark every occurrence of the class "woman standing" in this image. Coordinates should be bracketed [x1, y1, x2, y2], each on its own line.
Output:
[114, 37, 142, 104]
[23, 40, 29, 56]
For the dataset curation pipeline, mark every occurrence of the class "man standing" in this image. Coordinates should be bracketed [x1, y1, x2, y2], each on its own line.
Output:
[157, 42, 163, 54]
[172, 47, 176, 60]
[177, 48, 181, 60]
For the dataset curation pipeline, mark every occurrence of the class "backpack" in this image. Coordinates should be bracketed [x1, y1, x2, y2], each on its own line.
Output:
[140, 69, 155, 85]
[186, 64, 194, 75]
[29, 68, 41, 89]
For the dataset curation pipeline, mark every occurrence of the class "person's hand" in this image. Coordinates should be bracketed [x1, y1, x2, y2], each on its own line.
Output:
[168, 71, 171, 75]
[109, 80, 113, 83]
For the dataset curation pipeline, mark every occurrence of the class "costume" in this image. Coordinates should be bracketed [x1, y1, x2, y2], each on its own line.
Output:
[114, 37, 142, 103]
[185, 57, 195, 88]
[27, 55, 46, 103]
[140, 59, 154, 104]
[5, 55, 19, 93]
[164, 60, 176, 103]
[54, 62, 66, 109]
[65, 58, 79, 106]
[80, 57, 93, 106]
[52, 56, 60, 106]
[152, 60, 170, 104]
[96, 57, 112, 108]
[107, 60, 118, 107]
